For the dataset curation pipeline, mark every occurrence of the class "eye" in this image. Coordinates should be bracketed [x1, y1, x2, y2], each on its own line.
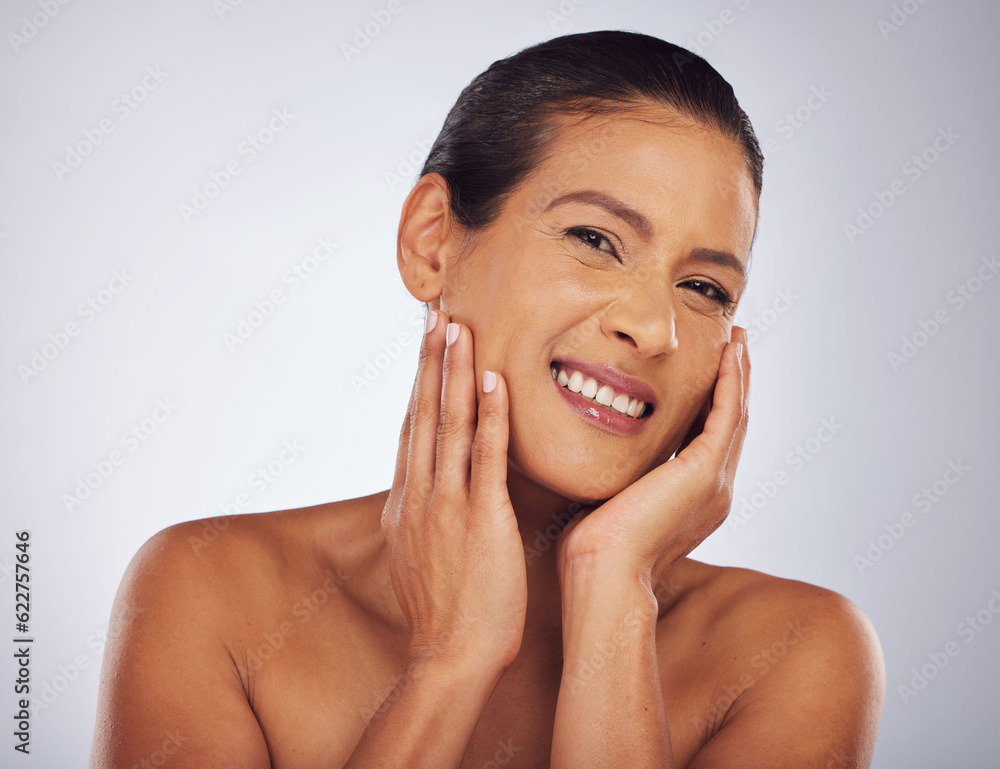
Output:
[566, 227, 622, 262]
[681, 279, 737, 312]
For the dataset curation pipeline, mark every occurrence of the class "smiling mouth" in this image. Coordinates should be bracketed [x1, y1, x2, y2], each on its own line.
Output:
[549, 361, 654, 419]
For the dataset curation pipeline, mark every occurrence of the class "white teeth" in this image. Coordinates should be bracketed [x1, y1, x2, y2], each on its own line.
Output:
[550, 363, 648, 419]
[595, 385, 615, 407]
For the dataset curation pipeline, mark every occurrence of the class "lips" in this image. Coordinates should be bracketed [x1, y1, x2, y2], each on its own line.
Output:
[550, 354, 657, 417]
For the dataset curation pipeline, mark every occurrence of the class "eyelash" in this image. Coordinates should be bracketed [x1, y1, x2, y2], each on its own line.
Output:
[566, 227, 737, 311]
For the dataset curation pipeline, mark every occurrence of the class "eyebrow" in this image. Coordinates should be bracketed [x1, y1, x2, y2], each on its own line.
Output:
[544, 189, 748, 285]
[689, 247, 748, 286]
[546, 189, 654, 239]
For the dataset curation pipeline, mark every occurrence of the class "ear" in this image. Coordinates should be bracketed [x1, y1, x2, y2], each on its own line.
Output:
[396, 173, 462, 308]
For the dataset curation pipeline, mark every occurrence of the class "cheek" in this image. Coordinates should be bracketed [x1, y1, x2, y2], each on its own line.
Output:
[664, 345, 728, 444]
[694, 350, 725, 397]
[679, 329, 729, 391]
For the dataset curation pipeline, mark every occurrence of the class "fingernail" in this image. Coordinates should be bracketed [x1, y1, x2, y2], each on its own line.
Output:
[735, 342, 744, 362]
[446, 322, 459, 347]
[483, 370, 496, 393]
[423, 309, 437, 335]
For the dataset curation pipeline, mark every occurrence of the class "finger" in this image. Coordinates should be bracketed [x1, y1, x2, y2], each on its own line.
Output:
[404, 308, 448, 504]
[722, 326, 751, 478]
[389, 363, 417, 497]
[385, 309, 442, 528]
[469, 368, 510, 508]
[680, 333, 744, 469]
[434, 321, 478, 498]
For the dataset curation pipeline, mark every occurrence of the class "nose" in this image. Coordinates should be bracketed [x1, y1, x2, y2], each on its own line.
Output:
[600, 276, 679, 358]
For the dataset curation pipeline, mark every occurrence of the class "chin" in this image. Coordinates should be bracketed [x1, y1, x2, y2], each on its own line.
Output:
[518, 399, 694, 493]
[508, 436, 650, 504]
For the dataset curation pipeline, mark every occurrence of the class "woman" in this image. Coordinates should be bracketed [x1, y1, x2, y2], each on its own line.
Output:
[89, 30, 885, 768]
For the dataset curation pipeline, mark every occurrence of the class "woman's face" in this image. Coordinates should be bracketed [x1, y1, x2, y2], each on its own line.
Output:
[421, 104, 757, 503]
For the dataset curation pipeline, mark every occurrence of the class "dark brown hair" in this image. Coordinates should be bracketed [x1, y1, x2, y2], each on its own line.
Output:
[420, 29, 763, 234]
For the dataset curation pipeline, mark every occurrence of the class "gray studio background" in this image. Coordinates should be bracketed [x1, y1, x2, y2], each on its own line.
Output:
[1, 0, 998, 765]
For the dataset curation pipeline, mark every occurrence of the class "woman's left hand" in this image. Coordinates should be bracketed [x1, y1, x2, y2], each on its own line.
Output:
[555, 325, 750, 589]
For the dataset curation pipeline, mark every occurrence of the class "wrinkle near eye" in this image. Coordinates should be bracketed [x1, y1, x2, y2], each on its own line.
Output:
[533, 221, 568, 241]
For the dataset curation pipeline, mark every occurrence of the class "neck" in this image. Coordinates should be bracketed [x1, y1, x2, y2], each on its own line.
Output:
[504, 461, 600, 649]
[362, 467, 604, 660]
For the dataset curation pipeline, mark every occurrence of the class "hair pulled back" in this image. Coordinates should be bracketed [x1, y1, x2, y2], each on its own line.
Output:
[419, 30, 763, 235]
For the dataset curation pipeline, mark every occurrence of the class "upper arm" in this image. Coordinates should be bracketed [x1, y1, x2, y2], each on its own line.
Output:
[687, 588, 885, 769]
[89, 522, 272, 769]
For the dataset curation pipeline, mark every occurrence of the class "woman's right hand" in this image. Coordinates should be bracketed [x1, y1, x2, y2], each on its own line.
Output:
[381, 308, 527, 675]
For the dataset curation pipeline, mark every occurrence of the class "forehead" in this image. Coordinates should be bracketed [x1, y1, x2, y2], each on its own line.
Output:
[518, 104, 757, 251]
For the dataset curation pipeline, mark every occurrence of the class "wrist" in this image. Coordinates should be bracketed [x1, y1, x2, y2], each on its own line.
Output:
[406, 644, 512, 689]
[557, 531, 687, 601]
[558, 544, 654, 592]
[558, 561, 659, 689]
[558, 555, 659, 623]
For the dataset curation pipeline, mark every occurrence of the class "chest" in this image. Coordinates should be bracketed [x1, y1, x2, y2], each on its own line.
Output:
[247, 646, 562, 767]
[232, 606, 733, 768]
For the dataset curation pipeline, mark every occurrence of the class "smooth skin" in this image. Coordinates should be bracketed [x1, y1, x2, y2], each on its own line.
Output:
[90, 104, 885, 768]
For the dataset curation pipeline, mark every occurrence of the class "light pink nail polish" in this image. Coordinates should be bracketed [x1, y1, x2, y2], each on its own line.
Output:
[423, 309, 437, 334]
[446, 323, 459, 347]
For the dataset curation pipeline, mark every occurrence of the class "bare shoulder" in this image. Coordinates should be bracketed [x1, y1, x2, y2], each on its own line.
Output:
[670, 560, 886, 768]
[113, 490, 389, 618]
[111, 502, 345, 620]
[703, 560, 883, 652]
[90, 494, 387, 769]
